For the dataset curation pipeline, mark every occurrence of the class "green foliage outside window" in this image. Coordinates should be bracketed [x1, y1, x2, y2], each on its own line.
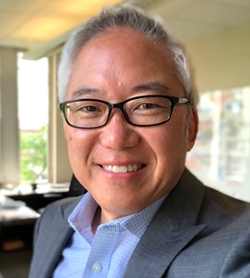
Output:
[20, 126, 47, 183]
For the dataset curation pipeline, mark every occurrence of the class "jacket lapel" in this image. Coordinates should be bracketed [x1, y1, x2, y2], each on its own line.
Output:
[29, 197, 81, 278]
[124, 169, 207, 278]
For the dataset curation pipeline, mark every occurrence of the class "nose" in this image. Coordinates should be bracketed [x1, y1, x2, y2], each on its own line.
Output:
[99, 109, 140, 150]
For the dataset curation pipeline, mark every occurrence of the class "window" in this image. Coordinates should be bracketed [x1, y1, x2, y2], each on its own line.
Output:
[186, 87, 250, 202]
[17, 53, 49, 184]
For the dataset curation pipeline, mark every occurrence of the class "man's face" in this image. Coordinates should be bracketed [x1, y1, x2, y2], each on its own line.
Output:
[64, 28, 198, 222]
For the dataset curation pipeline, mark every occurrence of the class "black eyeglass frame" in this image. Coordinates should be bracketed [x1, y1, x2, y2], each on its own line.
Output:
[59, 95, 190, 129]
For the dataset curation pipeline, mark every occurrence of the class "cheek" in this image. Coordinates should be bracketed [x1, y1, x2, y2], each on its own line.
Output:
[153, 122, 189, 164]
[64, 126, 94, 165]
[65, 124, 91, 144]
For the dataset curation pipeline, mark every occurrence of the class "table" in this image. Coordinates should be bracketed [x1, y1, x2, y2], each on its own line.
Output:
[3, 183, 70, 211]
[0, 195, 40, 250]
[0, 184, 70, 250]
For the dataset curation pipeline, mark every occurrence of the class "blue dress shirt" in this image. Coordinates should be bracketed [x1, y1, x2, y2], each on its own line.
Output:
[53, 192, 167, 278]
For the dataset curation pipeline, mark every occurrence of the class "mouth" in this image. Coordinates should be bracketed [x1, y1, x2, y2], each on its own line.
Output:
[102, 164, 144, 173]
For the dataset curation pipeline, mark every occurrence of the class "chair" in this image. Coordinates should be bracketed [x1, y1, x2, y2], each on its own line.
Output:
[67, 174, 87, 197]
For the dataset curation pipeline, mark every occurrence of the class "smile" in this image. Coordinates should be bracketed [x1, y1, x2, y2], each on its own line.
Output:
[102, 164, 143, 173]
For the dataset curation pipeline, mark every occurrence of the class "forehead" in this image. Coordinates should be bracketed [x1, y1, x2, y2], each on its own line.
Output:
[67, 27, 182, 99]
[73, 27, 174, 69]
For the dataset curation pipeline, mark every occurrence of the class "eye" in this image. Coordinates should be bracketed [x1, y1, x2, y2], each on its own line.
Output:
[129, 97, 171, 116]
[79, 105, 100, 112]
[73, 102, 104, 114]
[137, 103, 158, 110]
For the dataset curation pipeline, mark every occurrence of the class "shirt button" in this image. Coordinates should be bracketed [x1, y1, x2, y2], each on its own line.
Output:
[92, 262, 102, 272]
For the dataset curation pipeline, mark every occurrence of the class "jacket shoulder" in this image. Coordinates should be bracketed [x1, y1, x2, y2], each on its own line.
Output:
[203, 185, 250, 216]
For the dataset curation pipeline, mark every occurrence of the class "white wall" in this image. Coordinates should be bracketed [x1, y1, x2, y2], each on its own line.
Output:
[185, 24, 250, 93]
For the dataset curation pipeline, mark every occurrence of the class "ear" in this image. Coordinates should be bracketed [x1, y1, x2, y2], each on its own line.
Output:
[187, 108, 199, 152]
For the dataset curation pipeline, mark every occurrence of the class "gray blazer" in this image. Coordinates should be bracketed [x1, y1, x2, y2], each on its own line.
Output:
[29, 169, 250, 278]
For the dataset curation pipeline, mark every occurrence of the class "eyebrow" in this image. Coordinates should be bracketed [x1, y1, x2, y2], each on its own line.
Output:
[132, 82, 170, 93]
[71, 87, 101, 99]
[71, 81, 169, 99]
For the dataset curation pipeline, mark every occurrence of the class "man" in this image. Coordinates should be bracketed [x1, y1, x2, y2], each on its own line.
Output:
[29, 6, 250, 278]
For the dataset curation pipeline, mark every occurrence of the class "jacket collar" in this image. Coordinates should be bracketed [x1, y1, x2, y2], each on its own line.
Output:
[124, 169, 207, 278]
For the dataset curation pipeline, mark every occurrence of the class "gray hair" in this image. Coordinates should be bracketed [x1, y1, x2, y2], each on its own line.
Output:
[58, 5, 198, 107]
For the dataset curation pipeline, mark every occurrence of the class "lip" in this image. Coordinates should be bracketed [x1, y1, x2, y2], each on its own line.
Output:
[101, 164, 144, 173]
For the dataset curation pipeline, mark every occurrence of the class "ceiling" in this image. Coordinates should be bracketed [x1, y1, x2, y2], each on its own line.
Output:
[0, 0, 123, 50]
[0, 0, 250, 57]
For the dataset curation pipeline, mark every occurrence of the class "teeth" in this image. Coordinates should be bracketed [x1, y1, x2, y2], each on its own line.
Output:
[103, 164, 142, 173]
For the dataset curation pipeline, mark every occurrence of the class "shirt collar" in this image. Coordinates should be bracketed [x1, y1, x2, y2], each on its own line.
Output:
[69, 192, 167, 239]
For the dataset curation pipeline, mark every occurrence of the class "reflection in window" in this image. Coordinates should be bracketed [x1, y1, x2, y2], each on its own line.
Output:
[186, 87, 250, 202]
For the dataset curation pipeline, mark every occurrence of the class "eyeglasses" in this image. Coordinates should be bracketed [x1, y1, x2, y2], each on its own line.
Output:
[59, 95, 190, 129]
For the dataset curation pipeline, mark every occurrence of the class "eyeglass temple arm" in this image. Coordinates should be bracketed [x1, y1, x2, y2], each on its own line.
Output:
[178, 97, 190, 104]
